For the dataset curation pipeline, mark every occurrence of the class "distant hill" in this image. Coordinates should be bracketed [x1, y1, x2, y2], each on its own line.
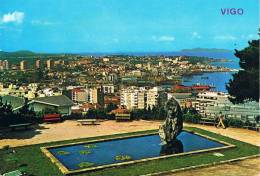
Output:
[0, 50, 75, 64]
[0, 50, 78, 58]
[181, 48, 232, 53]
[0, 50, 38, 57]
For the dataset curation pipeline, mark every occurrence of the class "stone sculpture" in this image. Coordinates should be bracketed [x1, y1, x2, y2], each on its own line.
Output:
[159, 97, 183, 145]
[160, 139, 183, 156]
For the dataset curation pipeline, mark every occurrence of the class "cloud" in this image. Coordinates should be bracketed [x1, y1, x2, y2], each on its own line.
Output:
[214, 35, 237, 41]
[112, 38, 119, 43]
[192, 32, 201, 39]
[241, 34, 258, 40]
[152, 35, 175, 42]
[31, 20, 53, 26]
[1, 11, 24, 24]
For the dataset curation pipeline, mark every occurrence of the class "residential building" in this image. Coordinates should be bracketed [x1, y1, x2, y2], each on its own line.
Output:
[35, 59, 41, 69]
[103, 84, 115, 94]
[90, 87, 104, 106]
[71, 87, 104, 106]
[168, 92, 194, 108]
[194, 91, 229, 115]
[46, 59, 54, 70]
[137, 90, 146, 109]
[0, 60, 9, 70]
[204, 101, 260, 124]
[147, 87, 159, 109]
[120, 86, 166, 110]
[72, 88, 88, 102]
[120, 87, 138, 110]
[20, 60, 28, 71]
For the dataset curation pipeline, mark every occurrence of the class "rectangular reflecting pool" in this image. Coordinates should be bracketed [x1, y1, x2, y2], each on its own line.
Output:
[42, 131, 234, 174]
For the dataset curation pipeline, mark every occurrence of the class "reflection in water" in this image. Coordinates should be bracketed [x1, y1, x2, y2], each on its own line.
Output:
[160, 139, 183, 156]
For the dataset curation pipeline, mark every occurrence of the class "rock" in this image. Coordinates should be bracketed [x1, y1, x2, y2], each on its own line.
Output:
[160, 139, 183, 155]
[159, 97, 183, 144]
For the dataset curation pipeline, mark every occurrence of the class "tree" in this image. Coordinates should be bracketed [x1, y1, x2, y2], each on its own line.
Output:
[18, 98, 36, 123]
[226, 36, 259, 103]
[0, 99, 16, 127]
[105, 103, 118, 113]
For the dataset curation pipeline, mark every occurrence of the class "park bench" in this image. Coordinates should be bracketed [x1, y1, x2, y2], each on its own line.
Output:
[77, 119, 100, 125]
[43, 114, 61, 123]
[199, 118, 216, 126]
[256, 124, 260, 132]
[115, 113, 131, 121]
[9, 123, 32, 131]
[243, 123, 260, 132]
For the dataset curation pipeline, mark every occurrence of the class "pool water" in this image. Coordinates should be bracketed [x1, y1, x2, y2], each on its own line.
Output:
[49, 131, 224, 170]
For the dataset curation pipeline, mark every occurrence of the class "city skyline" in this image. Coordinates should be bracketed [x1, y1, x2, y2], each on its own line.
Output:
[0, 0, 259, 53]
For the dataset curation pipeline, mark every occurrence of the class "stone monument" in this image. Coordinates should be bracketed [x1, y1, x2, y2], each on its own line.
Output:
[159, 97, 183, 145]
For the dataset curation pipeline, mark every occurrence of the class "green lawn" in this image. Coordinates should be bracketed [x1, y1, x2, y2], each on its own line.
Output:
[0, 127, 259, 176]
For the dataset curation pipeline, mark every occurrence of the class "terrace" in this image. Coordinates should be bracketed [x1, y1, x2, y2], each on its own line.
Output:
[0, 121, 259, 176]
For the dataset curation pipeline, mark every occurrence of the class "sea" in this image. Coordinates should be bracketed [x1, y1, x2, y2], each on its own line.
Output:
[140, 51, 239, 92]
[176, 51, 240, 93]
[144, 51, 240, 92]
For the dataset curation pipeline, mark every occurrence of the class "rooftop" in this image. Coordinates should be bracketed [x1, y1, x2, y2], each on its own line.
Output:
[1, 95, 25, 110]
[31, 95, 73, 107]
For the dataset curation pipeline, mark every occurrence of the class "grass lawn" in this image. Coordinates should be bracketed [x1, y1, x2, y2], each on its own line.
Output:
[0, 127, 259, 176]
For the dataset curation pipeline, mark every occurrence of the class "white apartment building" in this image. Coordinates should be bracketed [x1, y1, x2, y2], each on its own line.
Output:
[0, 60, 9, 70]
[103, 84, 115, 94]
[120, 88, 139, 110]
[195, 91, 260, 123]
[147, 87, 160, 109]
[194, 91, 229, 115]
[72, 87, 104, 105]
[120, 86, 166, 110]
[72, 89, 88, 102]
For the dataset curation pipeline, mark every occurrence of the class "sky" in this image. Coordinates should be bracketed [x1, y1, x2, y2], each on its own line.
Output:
[0, 0, 259, 53]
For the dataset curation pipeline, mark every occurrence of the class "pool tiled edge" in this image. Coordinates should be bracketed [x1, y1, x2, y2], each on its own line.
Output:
[41, 130, 236, 175]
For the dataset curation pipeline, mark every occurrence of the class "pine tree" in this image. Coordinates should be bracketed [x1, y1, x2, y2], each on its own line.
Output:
[226, 36, 259, 103]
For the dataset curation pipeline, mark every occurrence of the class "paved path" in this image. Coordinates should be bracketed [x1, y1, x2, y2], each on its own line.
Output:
[165, 123, 260, 176]
[0, 120, 162, 148]
[1, 121, 259, 175]
[166, 157, 260, 176]
[184, 123, 260, 146]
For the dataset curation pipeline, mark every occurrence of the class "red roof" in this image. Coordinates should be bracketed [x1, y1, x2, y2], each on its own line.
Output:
[172, 85, 192, 92]
[72, 88, 85, 93]
[104, 95, 120, 105]
[80, 103, 102, 110]
[43, 114, 61, 118]
[172, 84, 211, 92]
[191, 85, 210, 90]
[110, 107, 130, 114]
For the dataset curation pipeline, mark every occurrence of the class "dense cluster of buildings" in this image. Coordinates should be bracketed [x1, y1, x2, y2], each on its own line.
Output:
[0, 55, 257, 124]
[0, 79, 259, 124]
[0, 83, 62, 99]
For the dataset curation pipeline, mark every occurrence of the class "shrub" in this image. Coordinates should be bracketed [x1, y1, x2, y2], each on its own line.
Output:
[225, 118, 245, 128]
[183, 113, 201, 124]
[79, 150, 92, 155]
[84, 144, 97, 149]
[2, 145, 10, 150]
[57, 150, 70, 155]
[115, 155, 132, 161]
[78, 162, 94, 168]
